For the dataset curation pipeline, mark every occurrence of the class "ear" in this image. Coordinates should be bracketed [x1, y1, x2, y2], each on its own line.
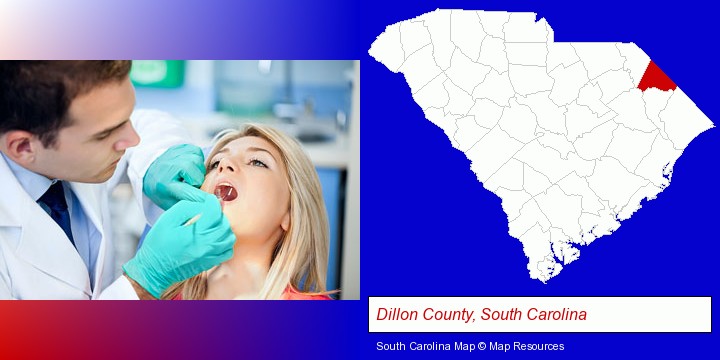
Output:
[2, 130, 38, 166]
[281, 211, 290, 232]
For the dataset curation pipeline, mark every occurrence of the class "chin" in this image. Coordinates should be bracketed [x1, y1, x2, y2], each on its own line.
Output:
[87, 168, 117, 183]
[73, 176, 111, 184]
[98, 172, 116, 183]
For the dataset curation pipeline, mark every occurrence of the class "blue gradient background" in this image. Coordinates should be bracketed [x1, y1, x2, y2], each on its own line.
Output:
[1, 0, 718, 359]
[0, 0, 359, 58]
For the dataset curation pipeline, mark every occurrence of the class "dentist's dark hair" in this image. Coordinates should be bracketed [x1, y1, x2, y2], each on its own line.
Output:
[0, 61, 132, 148]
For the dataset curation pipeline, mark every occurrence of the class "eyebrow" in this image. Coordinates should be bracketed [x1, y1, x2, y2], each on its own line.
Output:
[246, 146, 278, 162]
[90, 119, 129, 140]
[214, 146, 277, 162]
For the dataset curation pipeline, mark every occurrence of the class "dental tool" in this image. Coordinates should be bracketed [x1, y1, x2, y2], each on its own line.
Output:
[214, 184, 237, 201]
[183, 214, 202, 227]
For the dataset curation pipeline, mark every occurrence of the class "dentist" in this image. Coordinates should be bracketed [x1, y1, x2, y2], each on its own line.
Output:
[0, 61, 235, 299]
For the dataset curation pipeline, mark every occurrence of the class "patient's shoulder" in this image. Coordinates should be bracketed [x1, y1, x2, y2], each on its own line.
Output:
[282, 286, 333, 300]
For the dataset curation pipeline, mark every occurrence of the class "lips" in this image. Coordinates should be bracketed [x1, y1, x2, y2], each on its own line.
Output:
[105, 158, 121, 172]
[111, 153, 125, 167]
[214, 183, 238, 202]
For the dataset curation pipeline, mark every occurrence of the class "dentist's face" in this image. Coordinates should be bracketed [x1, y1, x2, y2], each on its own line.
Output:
[33, 76, 140, 183]
[201, 136, 291, 248]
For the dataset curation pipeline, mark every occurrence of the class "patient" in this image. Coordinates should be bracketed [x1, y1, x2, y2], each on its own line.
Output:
[162, 124, 332, 300]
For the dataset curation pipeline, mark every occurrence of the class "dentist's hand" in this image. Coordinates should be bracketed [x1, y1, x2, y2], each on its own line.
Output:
[143, 144, 207, 210]
[123, 193, 235, 298]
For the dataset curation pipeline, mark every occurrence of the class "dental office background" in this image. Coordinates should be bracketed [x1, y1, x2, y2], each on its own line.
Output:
[110, 60, 360, 299]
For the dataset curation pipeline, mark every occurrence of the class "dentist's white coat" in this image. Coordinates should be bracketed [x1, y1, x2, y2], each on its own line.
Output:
[0, 110, 189, 299]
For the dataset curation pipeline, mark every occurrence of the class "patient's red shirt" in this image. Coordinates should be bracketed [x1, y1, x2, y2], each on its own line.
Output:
[172, 286, 333, 300]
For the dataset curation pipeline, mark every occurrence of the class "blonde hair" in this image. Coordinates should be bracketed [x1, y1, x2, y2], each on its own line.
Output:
[162, 123, 330, 300]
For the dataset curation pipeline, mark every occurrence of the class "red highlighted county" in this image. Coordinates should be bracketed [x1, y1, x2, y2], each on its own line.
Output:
[637, 60, 677, 91]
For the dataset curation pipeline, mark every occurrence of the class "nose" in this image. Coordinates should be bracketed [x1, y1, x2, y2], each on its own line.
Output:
[114, 122, 141, 151]
[217, 157, 235, 173]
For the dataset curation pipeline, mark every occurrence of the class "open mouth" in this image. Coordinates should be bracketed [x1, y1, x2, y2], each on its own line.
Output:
[214, 183, 238, 202]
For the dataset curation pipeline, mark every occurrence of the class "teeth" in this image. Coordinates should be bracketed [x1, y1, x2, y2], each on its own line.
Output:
[214, 184, 237, 202]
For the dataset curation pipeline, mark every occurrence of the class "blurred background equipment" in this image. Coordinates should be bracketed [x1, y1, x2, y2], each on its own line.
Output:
[130, 60, 186, 88]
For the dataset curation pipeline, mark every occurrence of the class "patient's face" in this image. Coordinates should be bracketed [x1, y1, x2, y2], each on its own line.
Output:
[201, 136, 290, 246]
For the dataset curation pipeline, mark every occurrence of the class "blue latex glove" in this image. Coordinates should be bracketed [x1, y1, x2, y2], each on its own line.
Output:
[143, 144, 207, 210]
[123, 193, 235, 298]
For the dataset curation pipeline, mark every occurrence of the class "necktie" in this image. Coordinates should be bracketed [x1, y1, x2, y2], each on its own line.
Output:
[38, 181, 75, 248]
